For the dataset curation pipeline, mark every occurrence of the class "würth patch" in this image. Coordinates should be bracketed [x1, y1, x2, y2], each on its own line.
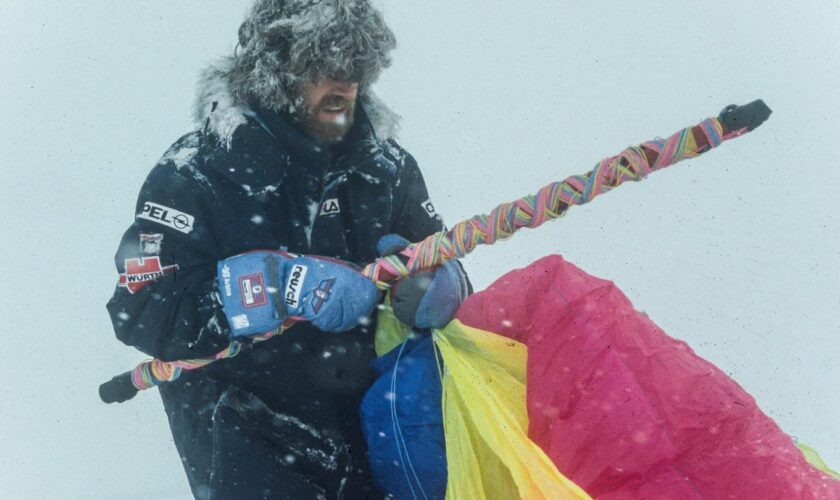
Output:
[138, 201, 195, 234]
[118, 257, 179, 294]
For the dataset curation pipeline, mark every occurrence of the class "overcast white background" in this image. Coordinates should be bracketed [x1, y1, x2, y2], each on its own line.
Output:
[1, 1, 838, 498]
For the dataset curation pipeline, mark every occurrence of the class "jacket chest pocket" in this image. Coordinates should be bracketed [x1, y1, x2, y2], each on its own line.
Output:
[213, 194, 299, 257]
[310, 177, 394, 264]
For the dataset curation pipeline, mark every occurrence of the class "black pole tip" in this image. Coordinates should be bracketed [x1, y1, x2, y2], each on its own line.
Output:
[719, 99, 773, 133]
[99, 372, 139, 404]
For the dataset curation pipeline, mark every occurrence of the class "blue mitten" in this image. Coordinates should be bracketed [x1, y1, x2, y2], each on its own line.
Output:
[377, 234, 469, 329]
[217, 251, 291, 337]
[283, 256, 381, 332]
[218, 252, 380, 335]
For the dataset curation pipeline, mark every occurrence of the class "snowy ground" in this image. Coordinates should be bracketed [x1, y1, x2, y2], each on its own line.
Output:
[1, 1, 838, 498]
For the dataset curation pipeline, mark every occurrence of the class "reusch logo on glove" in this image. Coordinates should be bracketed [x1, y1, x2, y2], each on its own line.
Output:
[285, 264, 309, 308]
[118, 257, 179, 294]
[239, 273, 268, 308]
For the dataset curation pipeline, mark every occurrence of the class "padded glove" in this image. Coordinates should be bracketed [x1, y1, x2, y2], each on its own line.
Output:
[377, 234, 469, 329]
[217, 251, 290, 337]
[217, 251, 380, 336]
[283, 255, 381, 333]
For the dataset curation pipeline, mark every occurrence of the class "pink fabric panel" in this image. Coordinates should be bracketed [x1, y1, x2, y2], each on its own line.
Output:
[456, 255, 840, 499]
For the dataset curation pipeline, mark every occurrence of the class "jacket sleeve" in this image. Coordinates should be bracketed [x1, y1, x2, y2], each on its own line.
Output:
[389, 145, 446, 242]
[106, 154, 231, 362]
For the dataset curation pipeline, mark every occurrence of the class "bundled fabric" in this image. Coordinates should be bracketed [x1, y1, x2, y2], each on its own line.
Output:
[455, 255, 840, 499]
[364, 255, 840, 499]
[361, 333, 448, 499]
[434, 322, 591, 499]
[363, 312, 590, 499]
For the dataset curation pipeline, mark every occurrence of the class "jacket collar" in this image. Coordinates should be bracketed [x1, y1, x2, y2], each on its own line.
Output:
[252, 107, 330, 170]
[200, 99, 394, 194]
[253, 105, 380, 171]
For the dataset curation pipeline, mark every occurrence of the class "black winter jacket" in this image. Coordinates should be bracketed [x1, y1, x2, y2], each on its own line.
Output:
[106, 99, 443, 445]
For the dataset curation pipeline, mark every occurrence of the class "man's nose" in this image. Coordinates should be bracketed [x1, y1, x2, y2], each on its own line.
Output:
[329, 80, 359, 97]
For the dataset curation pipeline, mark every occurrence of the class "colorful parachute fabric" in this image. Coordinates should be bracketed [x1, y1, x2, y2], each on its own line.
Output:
[363, 320, 592, 499]
[364, 255, 840, 499]
[361, 334, 448, 499]
[363, 302, 590, 499]
[434, 321, 591, 500]
[454, 255, 840, 499]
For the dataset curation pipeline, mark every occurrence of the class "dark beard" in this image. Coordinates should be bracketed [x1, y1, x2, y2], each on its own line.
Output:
[297, 96, 356, 146]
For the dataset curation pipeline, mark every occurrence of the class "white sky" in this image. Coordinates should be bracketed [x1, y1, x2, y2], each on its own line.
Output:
[1, 1, 838, 498]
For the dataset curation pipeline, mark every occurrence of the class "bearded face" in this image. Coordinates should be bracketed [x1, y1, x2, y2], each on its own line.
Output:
[296, 79, 360, 145]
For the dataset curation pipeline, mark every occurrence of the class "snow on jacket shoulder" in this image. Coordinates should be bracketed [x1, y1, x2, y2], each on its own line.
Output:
[106, 131, 231, 361]
[107, 96, 443, 362]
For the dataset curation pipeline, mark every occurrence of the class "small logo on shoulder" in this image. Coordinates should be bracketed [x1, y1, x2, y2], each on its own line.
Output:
[139, 233, 164, 255]
[138, 201, 195, 234]
[421, 199, 440, 220]
[320, 198, 341, 216]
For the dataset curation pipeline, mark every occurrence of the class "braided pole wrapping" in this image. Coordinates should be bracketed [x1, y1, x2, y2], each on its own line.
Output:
[102, 114, 744, 401]
[362, 117, 726, 284]
[130, 343, 242, 390]
[127, 331, 276, 391]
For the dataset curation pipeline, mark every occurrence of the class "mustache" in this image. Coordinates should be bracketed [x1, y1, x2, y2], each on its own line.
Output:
[319, 95, 353, 109]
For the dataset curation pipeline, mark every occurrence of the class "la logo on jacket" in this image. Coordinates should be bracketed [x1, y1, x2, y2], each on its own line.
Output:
[320, 198, 340, 216]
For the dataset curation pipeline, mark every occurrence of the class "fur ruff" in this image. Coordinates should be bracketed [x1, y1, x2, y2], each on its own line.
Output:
[193, 57, 400, 148]
[230, 0, 396, 114]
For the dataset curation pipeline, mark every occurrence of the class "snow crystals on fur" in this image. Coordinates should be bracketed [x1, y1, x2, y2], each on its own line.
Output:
[230, 0, 396, 112]
[191, 0, 400, 148]
[193, 57, 400, 149]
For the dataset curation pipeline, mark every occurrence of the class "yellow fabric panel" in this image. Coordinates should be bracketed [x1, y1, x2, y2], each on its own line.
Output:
[374, 293, 412, 357]
[800, 443, 840, 480]
[435, 320, 591, 500]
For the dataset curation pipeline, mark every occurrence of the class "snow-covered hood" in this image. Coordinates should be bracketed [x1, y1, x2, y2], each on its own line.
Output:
[192, 57, 400, 148]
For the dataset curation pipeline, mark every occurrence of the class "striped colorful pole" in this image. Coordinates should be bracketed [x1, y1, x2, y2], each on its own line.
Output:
[100, 101, 771, 404]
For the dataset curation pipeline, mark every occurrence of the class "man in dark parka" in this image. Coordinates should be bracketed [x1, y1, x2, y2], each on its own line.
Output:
[106, 1, 468, 498]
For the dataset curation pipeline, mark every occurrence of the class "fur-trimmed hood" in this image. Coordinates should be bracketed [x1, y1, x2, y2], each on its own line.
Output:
[193, 57, 401, 148]
[229, 0, 395, 113]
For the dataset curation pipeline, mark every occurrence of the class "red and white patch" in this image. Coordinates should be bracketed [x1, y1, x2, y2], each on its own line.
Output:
[239, 273, 268, 308]
[118, 257, 179, 294]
